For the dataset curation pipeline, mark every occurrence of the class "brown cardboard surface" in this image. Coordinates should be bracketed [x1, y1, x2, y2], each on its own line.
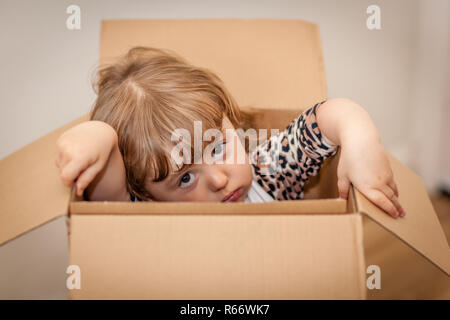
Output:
[304, 150, 340, 200]
[70, 199, 347, 215]
[0, 114, 89, 246]
[69, 213, 366, 299]
[100, 19, 327, 110]
[355, 155, 450, 276]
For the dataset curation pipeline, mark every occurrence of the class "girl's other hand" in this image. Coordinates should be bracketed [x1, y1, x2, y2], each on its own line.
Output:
[336, 138, 406, 218]
[55, 121, 118, 197]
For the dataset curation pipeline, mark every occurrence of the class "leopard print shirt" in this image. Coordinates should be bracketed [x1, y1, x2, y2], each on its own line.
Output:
[249, 101, 338, 200]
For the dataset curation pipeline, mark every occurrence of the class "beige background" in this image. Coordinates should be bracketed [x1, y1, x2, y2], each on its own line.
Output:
[0, 0, 449, 299]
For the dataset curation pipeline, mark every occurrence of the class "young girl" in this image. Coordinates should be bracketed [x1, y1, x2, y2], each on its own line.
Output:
[55, 47, 405, 218]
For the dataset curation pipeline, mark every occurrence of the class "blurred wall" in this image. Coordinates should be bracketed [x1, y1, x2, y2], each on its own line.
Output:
[408, 0, 449, 191]
[0, 0, 448, 299]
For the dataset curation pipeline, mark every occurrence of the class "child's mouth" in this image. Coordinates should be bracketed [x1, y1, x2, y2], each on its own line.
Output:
[222, 188, 242, 202]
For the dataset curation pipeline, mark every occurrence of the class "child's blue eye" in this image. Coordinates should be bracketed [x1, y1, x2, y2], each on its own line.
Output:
[212, 142, 226, 158]
[179, 172, 195, 187]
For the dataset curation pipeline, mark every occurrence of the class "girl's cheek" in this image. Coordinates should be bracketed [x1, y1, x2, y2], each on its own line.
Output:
[179, 188, 202, 201]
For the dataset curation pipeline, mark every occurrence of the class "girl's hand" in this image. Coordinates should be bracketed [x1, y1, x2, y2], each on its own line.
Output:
[336, 137, 406, 218]
[316, 98, 406, 218]
[55, 121, 118, 197]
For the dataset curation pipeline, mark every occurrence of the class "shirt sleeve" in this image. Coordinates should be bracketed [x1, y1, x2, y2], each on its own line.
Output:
[249, 101, 338, 200]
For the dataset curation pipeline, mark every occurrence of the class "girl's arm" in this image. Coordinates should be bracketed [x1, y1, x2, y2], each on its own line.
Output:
[316, 98, 405, 218]
[85, 141, 130, 201]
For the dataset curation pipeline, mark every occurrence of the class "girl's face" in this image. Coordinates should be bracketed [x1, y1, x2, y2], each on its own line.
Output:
[145, 117, 253, 202]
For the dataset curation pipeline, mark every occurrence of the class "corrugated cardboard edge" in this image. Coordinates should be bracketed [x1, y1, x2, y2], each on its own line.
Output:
[349, 186, 368, 299]
[353, 213, 367, 300]
[0, 113, 90, 246]
[354, 155, 450, 276]
[69, 198, 347, 215]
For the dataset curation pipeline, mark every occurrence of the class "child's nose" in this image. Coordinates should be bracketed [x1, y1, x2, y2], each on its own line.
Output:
[207, 167, 228, 191]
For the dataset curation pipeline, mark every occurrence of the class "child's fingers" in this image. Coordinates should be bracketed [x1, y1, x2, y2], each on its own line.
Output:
[388, 179, 399, 197]
[55, 148, 73, 171]
[75, 163, 102, 197]
[390, 194, 405, 217]
[390, 181, 406, 216]
[364, 188, 400, 218]
[55, 149, 67, 169]
[378, 184, 405, 217]
[60, 160, 87, 188]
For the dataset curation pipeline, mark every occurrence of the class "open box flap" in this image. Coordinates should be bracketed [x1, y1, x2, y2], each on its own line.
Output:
[100, 19, 327, 110]
[0, 114, 90, 246]
[354, 155, 450, 276]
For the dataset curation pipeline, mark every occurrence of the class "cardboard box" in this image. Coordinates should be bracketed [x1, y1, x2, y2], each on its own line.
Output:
[1, 19, 449, 299]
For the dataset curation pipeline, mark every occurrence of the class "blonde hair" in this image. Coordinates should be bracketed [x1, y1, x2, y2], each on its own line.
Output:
[91, 47, 255, 200]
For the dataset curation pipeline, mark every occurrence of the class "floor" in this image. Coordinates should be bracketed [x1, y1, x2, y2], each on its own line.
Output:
[364, 194, 450, 299]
